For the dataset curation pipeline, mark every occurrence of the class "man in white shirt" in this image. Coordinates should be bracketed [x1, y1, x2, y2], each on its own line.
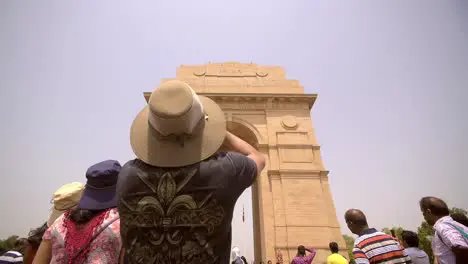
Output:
[420, 196, 468, 264]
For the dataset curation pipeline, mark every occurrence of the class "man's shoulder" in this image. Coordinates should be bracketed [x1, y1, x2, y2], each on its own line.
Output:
[200, 152, 256, 175]
[354, 231, 393, 248]
[120, 153, 251, 172]
[117, 155, 238, 191]
[357, 230, 388, 239]
[328, 253, 348, 264]
[119, 159, 198, 178]
[327, 253, 337, 261]
[119, 159, 141, 174]
[438, 216, 468, 231]
[336, 253, 348, 260]
[117, 159, 142, 185]
[203, 151, 251, 165]
[434, 216, 453, 230]
[406, 247, 429, 257]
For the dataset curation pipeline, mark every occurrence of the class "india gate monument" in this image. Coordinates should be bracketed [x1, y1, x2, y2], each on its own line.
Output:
[143, 62, 346, 263]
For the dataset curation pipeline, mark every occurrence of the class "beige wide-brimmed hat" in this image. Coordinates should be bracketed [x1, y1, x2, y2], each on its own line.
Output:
[47, 182, 84, 226]
[130, 80, 226, 167]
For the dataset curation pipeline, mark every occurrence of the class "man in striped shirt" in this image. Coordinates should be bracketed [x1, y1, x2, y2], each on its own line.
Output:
[344, 209, 411, 264]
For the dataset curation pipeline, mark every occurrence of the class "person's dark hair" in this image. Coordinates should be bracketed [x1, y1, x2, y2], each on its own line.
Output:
[69, 208, 106, 224]
[329, 242, 339, 253]
[451, 213, 468, 227]
[27, 222, 48, 249]
[13, 238, 28, 253]
[401, 230, 419, 247]
[241, 256, 248, 264]
[297, 245, 305, 256]
[419, 197, 450, 216]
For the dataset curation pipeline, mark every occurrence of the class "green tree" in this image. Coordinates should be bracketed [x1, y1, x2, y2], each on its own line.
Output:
[417, 221, 434, 264]
[0, 235, 20, 255]
[381, 227, 404, 241]
[343, 234, 355, 261]
[450, 207, 467, 216]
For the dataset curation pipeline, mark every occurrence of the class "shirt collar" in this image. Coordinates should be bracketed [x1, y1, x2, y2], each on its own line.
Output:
[361, 228, 378, 235]
[433, 215, 451, 230]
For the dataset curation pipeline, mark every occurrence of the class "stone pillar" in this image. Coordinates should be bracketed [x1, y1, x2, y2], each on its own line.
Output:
[263, 106, 347, 264]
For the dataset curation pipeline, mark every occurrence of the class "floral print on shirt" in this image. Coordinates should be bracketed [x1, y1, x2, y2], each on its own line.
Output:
[43, 208, 122, 264]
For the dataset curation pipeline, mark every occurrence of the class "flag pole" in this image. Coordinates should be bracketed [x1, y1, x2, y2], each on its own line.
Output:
[242, 204, 245, 261]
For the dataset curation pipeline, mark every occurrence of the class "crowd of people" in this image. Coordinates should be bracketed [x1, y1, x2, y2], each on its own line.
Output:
[1, 80, 467, 264]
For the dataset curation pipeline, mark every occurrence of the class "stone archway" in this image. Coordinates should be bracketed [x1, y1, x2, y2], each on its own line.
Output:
[222, 120, 260, 149]
[144, 62, 347, 264]
[223, 120, 262, 262]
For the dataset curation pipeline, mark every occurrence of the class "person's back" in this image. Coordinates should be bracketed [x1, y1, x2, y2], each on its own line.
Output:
[353, 230, 410, 264]
[290, 246, 316, 264]
[327, 253, 348, 264]
[118, 151, 258, 263]
[291, 253, 315, 264]
[403, 248, 430, 264]
[42, 208, 121, 263]
[327, 242, 348, 264]
[344, 209, 411, 264]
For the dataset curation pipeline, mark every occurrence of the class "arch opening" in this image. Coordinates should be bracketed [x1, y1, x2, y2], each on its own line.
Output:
[222, 121, 262, 263]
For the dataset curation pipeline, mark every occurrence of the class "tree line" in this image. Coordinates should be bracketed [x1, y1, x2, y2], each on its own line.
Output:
[0, 235, 25, 255]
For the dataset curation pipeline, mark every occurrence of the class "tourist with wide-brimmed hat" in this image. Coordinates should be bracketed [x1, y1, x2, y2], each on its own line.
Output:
[117, 80, 266, 264]
[34, 160, 123, 264]
[47, 182, 85, 227]
[23, 182, 84, 264]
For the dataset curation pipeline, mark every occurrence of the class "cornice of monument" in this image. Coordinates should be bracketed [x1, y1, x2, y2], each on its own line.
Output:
[144, 62, 317, 110]
[268, 169, 329, 178]
[143, 92, 317, 110]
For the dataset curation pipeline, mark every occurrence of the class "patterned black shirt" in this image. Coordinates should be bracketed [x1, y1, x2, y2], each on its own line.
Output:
[117, 152, 257, 264]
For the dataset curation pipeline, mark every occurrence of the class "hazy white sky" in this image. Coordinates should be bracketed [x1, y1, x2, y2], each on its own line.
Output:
[1, 0, 467, 262]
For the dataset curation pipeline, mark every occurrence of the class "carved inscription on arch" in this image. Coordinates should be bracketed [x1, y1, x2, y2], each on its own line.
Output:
[191, 62, 267, 78]
[214, 98, 313, 111]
